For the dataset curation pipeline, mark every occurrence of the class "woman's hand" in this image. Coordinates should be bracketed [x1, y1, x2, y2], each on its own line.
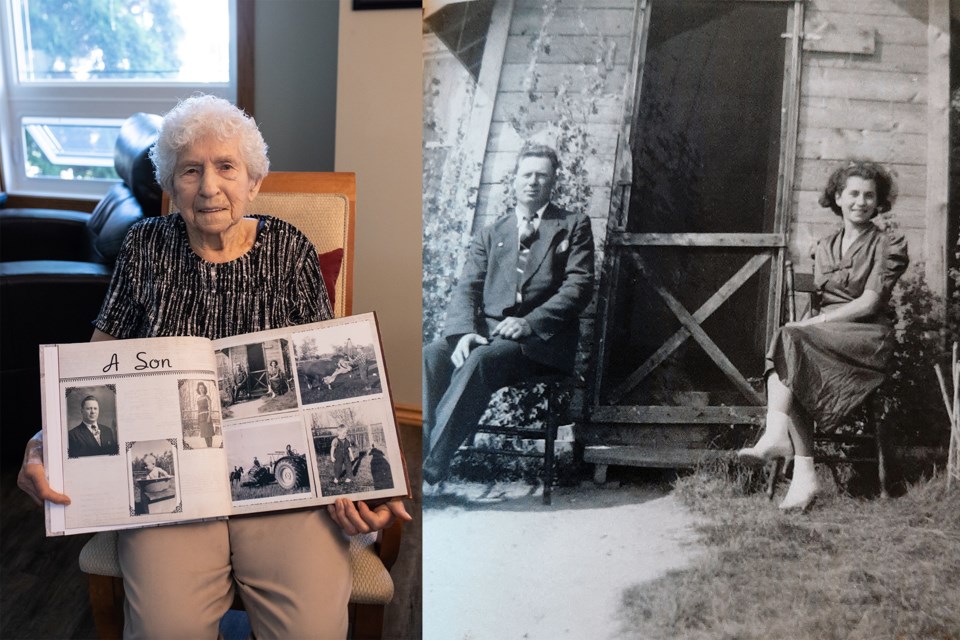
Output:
[326, 498, 412, 536]
[17, 434, 71, 506]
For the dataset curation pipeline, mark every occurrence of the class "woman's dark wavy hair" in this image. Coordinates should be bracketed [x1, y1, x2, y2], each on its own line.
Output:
[818, 159, 897, 217]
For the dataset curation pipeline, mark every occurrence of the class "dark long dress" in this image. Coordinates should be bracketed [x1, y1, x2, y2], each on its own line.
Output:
[196, 394, 213, 439]
[766, 224, 908, 430]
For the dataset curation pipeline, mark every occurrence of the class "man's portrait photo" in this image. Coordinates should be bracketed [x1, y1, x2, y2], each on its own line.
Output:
[65, 386, 119, 458]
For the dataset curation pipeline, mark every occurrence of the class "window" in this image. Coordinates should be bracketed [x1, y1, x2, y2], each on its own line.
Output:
[0, 0, 237, 199]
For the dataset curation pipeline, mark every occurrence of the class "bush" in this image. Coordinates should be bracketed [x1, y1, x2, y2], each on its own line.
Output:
[878, 260, 959, 452]
[448, 382, 584, 486]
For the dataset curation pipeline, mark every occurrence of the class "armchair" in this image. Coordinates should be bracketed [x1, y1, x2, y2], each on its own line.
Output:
[0, 112, 162, 466]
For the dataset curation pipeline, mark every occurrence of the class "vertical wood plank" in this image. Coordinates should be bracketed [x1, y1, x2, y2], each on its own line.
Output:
[924, 0, 949, 296]
[462, 0, 515, 239]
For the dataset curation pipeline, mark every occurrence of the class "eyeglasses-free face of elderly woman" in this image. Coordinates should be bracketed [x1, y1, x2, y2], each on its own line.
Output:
[170, 136, 262, 257]
[151, 93, 269, 261]
[17, 94, 410, 639]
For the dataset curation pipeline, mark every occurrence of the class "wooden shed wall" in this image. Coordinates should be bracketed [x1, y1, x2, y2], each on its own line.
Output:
[471, 0, 636, 249]
[451, 0, 948, 382]
[468, 0, 948, 288]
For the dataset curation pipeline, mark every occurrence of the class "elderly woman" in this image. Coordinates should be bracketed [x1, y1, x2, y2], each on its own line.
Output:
[739, 160, 908, 511]
[18, 94, 410, 638]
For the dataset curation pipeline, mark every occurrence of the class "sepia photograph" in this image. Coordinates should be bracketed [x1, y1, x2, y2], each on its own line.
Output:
[126, 439, 179, 516]
[64, 385, 120, 459]
[292, 323, 383, 405]
[423, 0, 957, 638]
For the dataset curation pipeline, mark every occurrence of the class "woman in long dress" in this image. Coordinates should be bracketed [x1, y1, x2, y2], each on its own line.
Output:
[739, 160, 909, 511]
[266, 359, 288, 397]
[196, 381, 214, 447]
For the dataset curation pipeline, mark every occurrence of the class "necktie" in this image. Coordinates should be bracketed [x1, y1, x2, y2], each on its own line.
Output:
[519, 214, 536, 247]
[90, 425, 101, 445]
[516, 214, 536, 303]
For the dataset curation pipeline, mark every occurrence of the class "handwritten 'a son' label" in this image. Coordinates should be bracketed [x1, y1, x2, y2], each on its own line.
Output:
[102, 352, 173, 373]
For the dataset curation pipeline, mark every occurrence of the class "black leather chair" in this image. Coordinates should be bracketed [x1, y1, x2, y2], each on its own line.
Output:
[0, 112, 162, 466]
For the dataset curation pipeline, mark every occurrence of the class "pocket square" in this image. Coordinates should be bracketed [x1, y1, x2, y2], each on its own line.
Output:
[557, 239, 570, 253]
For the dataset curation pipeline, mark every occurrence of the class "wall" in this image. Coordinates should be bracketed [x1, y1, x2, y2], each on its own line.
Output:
[475, 0, 630, 247]
[254, 0, 340, 172]
[336, 1, 423, 411]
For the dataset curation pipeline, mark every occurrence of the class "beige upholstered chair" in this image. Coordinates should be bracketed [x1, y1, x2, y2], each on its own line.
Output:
[78, 172, 403, 639]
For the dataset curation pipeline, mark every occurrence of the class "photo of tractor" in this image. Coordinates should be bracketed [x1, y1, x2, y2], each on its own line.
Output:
[243, 451, 310, 491]
[230, 448, 312, 502]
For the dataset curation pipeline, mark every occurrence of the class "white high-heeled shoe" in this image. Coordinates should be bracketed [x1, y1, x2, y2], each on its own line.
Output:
[779, 455, 819, 511]
[738, 410, 794, 462]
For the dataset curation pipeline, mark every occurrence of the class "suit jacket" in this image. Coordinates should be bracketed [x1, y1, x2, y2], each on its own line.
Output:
[443, 203, 595, 372]
[68, 423, 119, 457]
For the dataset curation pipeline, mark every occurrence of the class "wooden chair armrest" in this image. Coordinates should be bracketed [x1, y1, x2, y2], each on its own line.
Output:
[375, 518, 403, 572]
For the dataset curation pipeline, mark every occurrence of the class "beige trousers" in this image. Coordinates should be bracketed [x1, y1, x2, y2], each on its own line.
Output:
[118, 509, 351, 639]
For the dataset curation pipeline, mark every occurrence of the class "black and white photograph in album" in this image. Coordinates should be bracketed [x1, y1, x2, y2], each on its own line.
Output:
[225, 419, 313, 503]
[422, 1, 958, 638]
[64, 385, 120, 459]
[127, 439, 179, 516]
[308, 401, 396, 497]
[213, 338, 299, 419]
[292, 322, 382, 404]
[178, 379, 223, 449]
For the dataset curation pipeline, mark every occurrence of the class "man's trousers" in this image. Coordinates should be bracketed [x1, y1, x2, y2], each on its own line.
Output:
[422, 337, 550, 483]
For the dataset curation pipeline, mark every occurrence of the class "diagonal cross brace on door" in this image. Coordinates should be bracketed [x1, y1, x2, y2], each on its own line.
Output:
[608, 250, 771, 406]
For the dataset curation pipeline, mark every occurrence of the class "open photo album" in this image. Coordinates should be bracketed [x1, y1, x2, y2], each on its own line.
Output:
[41, 312, 409, 536]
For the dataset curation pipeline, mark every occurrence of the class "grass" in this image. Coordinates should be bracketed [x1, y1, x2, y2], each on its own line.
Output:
[231, 477, 311, 501]
[258, 392, 299, 413]
[316, 455, 383, 496]
[620, 462, 960, 640]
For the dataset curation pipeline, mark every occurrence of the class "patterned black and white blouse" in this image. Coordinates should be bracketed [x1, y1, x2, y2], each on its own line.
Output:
[95, 214, 332, 340]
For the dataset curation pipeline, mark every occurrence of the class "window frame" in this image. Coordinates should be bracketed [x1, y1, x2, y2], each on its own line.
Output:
[0, 0, 250, 201]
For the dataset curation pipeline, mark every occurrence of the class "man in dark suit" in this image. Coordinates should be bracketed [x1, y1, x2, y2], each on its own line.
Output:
[422, 143, 595, 484]
[67, 395, 119, 457]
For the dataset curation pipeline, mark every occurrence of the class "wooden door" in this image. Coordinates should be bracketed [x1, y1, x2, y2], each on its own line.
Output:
[589, 0, 804, 465]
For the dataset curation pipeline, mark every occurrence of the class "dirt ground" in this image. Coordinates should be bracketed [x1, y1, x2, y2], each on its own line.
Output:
[423, 479, 704, 640]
